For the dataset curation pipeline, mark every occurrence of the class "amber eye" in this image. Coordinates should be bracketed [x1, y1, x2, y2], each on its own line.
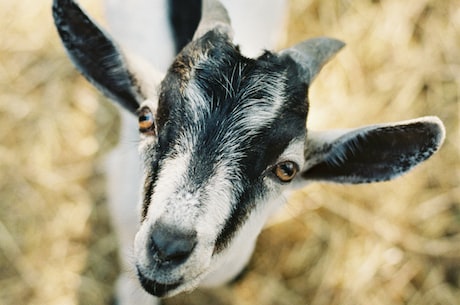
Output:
[273, 161, 298, 183]
[138, 107, 155, 135]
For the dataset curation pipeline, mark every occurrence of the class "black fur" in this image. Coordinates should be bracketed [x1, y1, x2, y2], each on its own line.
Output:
[168, 0, 202, 54]
[302, 121, 443, 183]
[52, 0, 142, 113]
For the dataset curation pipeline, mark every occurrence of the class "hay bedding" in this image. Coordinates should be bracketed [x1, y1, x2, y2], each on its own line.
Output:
[0, 0, 458, 304]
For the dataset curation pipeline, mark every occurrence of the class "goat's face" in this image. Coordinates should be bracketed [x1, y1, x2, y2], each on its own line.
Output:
[134, 31, 309, 295]
[53, 0, 445, 299]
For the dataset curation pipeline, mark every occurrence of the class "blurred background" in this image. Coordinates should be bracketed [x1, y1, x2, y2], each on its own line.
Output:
[0, 0, 458, 304]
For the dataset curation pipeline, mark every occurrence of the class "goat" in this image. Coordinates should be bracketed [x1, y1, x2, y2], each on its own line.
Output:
[52, 0, 445, 304]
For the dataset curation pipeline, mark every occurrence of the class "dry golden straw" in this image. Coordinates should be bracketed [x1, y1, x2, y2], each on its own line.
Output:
[0, 0, 458, 304]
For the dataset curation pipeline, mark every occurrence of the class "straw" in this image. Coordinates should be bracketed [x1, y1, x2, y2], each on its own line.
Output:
[0, 0, 458, 304]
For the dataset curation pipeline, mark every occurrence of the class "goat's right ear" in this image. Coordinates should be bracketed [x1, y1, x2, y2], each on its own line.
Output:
[52, 0, 144, 114]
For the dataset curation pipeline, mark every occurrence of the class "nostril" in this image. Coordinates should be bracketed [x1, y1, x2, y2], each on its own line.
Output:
[149, 224, 197, 265]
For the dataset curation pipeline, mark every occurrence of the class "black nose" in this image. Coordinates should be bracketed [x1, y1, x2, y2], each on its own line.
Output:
[148, 222, 197, 266]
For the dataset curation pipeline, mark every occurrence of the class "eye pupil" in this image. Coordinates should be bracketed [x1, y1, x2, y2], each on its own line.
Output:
[273, 161, 298, 182]
[139, 113, 152, 127]
[138, 107, 155, 134]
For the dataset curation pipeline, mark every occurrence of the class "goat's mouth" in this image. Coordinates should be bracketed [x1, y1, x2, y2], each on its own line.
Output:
[136, 267, 182, 297]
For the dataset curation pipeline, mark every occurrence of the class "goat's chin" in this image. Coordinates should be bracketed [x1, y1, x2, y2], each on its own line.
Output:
[136, 265, 204, 298]
[136, 265, 208, 298]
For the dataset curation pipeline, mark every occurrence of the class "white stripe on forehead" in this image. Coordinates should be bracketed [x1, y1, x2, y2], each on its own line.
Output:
[195, 159, 245, 237]
[182, 67, 287, 150]
[145, 149, 240, 237]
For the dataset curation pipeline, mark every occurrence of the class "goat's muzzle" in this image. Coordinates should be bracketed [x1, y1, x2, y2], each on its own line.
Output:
[135, 222, 200, 297]
[136, 266, 182, 297]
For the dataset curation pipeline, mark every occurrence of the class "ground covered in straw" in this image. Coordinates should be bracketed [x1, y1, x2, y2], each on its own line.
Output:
[0, 0, 459, 305]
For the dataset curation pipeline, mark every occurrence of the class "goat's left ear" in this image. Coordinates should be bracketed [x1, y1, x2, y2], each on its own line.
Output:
[52, 0, 145, 114]
[193, 0, 234, 41]
[300, 116, 446, 184]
